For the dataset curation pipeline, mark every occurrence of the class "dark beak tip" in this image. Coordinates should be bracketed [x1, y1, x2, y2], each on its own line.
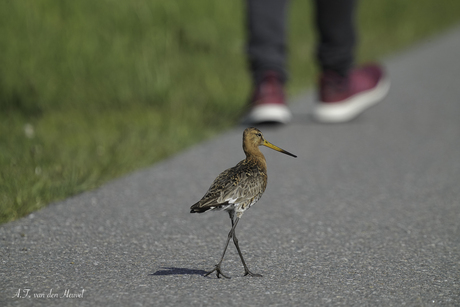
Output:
[283, 151, 297, 158]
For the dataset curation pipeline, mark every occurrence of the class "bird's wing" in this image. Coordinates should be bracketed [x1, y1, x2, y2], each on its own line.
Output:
[217, 170, 264, 207]
[191, 162, 266, 212]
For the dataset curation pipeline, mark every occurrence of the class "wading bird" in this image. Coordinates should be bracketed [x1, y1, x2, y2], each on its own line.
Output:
[190, 127, 297, 278]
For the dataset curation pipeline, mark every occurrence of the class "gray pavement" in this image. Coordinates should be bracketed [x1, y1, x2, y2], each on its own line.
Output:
[2, 26, 460, 306]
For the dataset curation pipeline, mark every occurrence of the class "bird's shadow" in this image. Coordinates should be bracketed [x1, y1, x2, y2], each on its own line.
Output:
[150, 267, 207, 276]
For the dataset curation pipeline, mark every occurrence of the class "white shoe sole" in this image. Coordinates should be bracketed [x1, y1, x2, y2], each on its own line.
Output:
[243, 104, 292, 125]
[313, 77, 391, 123]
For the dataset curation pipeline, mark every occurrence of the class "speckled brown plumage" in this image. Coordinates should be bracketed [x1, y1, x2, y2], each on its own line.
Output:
[190, 157, 267, 217]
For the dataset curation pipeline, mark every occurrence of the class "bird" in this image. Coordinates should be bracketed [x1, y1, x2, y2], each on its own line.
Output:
[190, 127, 297, 278]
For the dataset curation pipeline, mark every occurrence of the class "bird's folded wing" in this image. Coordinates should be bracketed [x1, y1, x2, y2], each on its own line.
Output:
[192, 165, 265, 211]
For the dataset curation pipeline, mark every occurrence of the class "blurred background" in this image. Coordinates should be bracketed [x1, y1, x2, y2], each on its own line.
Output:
[1, 0, 460, 223]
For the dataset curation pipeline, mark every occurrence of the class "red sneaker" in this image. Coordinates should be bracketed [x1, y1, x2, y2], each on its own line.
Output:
[313, 64, 390, 123]
[243, 71, 292, 124]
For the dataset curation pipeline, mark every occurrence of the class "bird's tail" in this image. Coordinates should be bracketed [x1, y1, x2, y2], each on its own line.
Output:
[190, 201, 229, 213]
[190, 202, 207, 213]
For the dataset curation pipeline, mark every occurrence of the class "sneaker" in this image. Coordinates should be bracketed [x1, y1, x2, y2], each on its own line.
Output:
[313, 63, 390, 123]
[242, 71, 292, 125]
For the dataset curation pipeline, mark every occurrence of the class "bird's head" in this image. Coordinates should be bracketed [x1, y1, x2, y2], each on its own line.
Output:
[243, 127, 297, 158]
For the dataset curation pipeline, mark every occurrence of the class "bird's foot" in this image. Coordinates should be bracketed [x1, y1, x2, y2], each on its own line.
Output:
[244, 269, 262, 277]
[204, 264, 230, 279]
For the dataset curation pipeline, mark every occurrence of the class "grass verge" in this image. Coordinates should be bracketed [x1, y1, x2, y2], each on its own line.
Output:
[1, 0, 460, 223]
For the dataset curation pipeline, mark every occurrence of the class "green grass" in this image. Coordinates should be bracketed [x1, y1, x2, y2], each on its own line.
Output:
[1, 0, 460, 223]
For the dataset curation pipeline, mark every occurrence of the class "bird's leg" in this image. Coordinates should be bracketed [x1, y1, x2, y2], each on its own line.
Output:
[204, 232, 231, 279]
[203, 212, 237, 279]
[231, 217, 263, 277]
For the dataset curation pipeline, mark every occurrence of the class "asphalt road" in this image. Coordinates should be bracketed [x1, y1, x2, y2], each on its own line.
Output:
[2, 26, 460, 306]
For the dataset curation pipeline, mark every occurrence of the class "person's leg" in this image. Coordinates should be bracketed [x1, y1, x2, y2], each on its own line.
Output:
[312, 0, 390, 123]
[314, 0, 356, 76]
[244, 0, 292, 125]
[246, 0, 290, 83]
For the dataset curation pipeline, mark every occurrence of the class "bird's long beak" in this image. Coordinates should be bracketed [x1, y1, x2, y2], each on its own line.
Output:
[263, 140, 297, 158]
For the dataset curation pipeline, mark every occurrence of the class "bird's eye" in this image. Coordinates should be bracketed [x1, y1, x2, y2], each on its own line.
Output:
[256, 133, 262, 137]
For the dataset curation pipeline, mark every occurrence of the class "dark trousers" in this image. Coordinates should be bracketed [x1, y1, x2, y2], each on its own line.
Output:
[246, 0, 356, 83]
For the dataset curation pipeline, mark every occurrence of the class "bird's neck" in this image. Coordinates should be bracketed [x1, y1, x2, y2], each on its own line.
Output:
[244, 148, 267, 171]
